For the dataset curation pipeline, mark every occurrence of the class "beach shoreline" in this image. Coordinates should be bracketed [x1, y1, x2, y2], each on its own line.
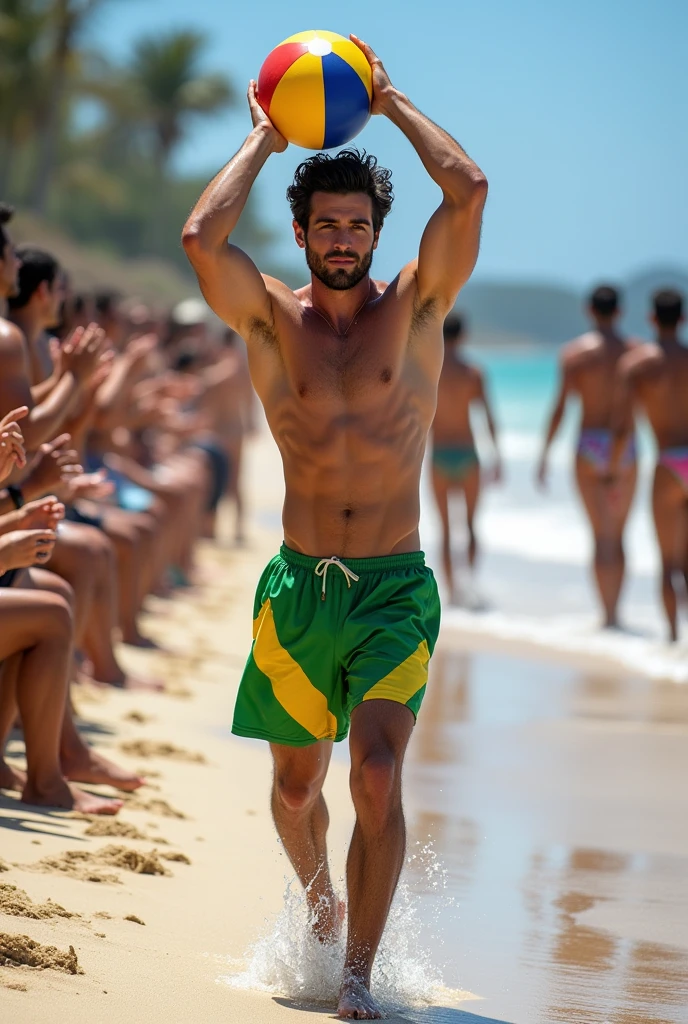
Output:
[2, 431, 688, 1023]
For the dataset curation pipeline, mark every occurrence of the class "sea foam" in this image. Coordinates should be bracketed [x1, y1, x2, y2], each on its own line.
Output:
[219, 842, 463, 1014]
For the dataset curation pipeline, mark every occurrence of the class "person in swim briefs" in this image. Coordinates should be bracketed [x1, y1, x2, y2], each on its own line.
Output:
[182, 34, 487, 1020]
[537, 285, 639, 629]
[610, 289, 688, 642]
[430, 312, 501, 604]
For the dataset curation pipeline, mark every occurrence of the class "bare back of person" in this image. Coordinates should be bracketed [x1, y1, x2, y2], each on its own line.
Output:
[538, 288, 640, 629]
[566, 330, 636, 429]
[433, 353, 481, 445]
[430, 335, 500, 602]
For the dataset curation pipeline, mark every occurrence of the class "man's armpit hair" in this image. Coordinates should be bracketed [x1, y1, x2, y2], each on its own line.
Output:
[247, 314, 279, 349]
[410, 295, 439, 335]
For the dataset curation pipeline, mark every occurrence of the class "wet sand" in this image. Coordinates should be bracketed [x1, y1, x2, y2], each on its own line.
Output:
[404, 645, 688, 1023]
[1, 428, 687, 1022]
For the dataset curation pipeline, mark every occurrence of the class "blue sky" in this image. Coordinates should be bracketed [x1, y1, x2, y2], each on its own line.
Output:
[86, 0, 688, 288]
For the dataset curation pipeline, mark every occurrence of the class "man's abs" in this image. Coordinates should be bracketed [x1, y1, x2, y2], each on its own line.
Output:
[271, 395, 430, 557]
[281, 472, 423, 558]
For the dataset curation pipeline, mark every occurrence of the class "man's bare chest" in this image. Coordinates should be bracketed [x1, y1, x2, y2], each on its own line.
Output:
[279, 321, 408, 408]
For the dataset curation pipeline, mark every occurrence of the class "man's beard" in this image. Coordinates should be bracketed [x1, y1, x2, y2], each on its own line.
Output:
[305, 243, 373, 291]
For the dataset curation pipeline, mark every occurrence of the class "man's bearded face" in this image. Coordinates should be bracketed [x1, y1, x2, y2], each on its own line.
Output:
[305, 240, 374, 291]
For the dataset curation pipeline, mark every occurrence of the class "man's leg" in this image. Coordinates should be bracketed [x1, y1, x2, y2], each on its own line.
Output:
[431, 469, 455, 603]
[270, 740, 342, 941]
[0, 590, 121, 814]
[339, 700, 415, 1020]
[11, 567, 145, 791]
[652, 465, 688, 642]
[0, 655, 25, 791]
[575, 459, 634, 628]
[463, 463, 481, 570]
[48, 523, 161, 690]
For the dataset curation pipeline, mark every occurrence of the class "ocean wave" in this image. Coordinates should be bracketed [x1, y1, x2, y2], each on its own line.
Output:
[440, 607, 688, 683]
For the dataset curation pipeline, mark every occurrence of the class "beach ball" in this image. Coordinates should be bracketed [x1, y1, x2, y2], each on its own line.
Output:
[258, 30, 372, 150]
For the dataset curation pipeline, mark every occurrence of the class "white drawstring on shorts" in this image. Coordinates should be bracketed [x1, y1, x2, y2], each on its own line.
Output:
[314, 556, 360, 601]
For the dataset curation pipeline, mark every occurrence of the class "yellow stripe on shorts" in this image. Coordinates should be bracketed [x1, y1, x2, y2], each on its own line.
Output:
[253, 599, 338, 741]
[362, 640, 430, 705]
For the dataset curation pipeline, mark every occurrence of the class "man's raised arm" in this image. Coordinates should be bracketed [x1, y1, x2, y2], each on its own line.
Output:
[351, 36, 487, 313]
[182, 84, 287, 336]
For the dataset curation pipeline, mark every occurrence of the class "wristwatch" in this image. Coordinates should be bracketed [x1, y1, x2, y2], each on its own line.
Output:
[7, 485, 24, 509]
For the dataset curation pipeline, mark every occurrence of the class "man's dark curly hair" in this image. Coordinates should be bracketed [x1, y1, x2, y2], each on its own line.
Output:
[286, 148, 394, 234]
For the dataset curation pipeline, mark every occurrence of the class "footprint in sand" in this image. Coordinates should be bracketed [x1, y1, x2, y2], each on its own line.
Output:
[119, 740, 205, 764]
[122, 711, 153, 725]
[160, 852, 191, 865]
[120, 795, 187, 819]
[84, 820, 147, 841]
[83, 818, 170, 844]
[25, 846, 173, 883]
[0, 884, 78, 921]
[0, 934, 82, 974]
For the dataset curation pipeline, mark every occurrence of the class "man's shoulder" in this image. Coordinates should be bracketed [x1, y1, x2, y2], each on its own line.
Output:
[622, 342, 663, 377]
[0, 316, 26, 353]
[561, 332, 602, 367]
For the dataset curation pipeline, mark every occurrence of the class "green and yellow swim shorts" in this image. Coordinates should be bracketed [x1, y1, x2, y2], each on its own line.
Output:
[232, 545, 441, 747]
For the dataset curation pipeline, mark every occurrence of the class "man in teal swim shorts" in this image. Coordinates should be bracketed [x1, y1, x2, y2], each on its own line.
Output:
[183, 35, 487, 1020]
[431, 313, 501, 604]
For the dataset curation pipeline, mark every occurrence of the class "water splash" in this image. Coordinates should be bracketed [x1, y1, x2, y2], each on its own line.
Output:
[219, 841, 458, 1014]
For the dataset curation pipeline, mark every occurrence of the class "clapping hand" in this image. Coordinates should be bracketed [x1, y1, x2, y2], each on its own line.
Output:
[0, 529, 57, 573]
[22, 434, 82, 499]
[0, 406, 28, 483]
[0, 495, 65, 535]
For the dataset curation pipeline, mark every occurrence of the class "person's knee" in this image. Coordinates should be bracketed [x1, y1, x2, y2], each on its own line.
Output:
[39, 593, 74, 638]
[350, 747, 400, 822]
[274, 772, 322, 813]
[595, 537, 620, 563]
[91, 528, 116, 571]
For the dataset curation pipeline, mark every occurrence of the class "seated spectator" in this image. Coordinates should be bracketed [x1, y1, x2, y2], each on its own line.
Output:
[0, 412, 123, 813]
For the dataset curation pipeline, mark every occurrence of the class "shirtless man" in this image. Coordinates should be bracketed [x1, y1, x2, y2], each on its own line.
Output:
[183, 35, 487, 1019]
[610, 289, 688, 641]
[537, 285, 638, 628]
[431, 313, 501, 603]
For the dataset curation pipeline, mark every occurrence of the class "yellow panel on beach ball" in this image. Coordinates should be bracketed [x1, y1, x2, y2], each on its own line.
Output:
[268, 52, 326, 151]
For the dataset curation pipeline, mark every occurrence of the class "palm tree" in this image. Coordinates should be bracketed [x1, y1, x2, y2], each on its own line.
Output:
[127, 30, 234, 178]
[0, 0, 51, 197]
[29, 0, 111, 214]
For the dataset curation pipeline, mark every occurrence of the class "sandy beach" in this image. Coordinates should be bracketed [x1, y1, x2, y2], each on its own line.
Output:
[2, 430, 688, 1024]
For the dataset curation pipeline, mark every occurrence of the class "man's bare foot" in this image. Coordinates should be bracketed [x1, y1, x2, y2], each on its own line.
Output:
[21, 779, 123, 815]
[61, 748, 145, 792]
[337, 976, 383, 1019]
[0, 760, 27, 792]
[310, 894, 346, 944]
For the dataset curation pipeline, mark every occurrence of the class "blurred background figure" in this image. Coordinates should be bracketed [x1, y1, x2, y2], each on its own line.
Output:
[536, 286, 639, 628]
[611, 289, 688, 641]
[430, 313, 502, 605]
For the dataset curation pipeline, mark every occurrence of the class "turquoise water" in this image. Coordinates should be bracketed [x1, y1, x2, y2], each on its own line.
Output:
[466, 345, 559, 434]
[421, 344, 681, 667]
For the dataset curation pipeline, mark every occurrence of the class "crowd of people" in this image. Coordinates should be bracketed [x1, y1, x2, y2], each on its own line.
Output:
[0, 200, 254, 814]
[432, 285, 688, 642]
